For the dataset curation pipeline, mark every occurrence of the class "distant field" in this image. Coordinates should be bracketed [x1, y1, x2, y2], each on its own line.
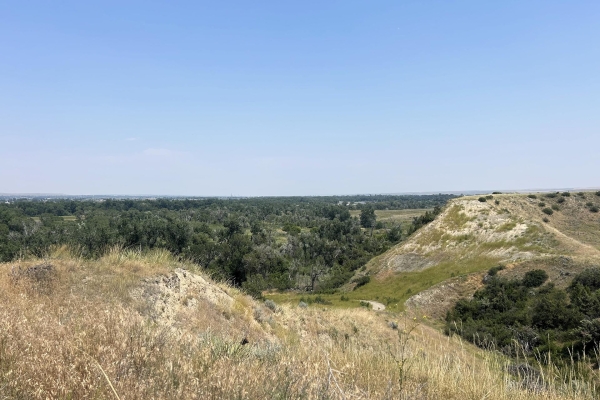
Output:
[350, 208, 432, 223]
[31, 216, 77, 222]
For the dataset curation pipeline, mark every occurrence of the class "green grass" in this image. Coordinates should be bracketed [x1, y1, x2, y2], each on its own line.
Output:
[444, 205, 475, 230]
[265, 256, 499, 312]
[496, 220, 517, 232]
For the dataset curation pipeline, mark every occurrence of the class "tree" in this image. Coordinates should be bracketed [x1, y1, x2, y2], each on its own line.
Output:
[522, 269, 548, 288]
[360, 207, 376, 236]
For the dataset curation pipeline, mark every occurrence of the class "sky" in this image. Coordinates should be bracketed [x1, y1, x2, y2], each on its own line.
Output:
[1, 1, 599, 196]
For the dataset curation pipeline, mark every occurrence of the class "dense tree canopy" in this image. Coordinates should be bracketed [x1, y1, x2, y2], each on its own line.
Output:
[446, 267, 600, 366]
[0, 194, 453, 296]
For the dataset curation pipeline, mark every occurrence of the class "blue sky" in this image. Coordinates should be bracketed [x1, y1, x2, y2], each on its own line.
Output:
[1, 1, 599, 195]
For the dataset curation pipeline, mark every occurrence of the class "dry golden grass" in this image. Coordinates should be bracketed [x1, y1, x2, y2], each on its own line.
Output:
[0, 249, 598, 399]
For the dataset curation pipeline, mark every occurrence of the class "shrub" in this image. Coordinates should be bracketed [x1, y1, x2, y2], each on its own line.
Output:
[298, 301, 308, 308]
[313, 295, 332, 305]
[557, 197, 565, 204]
[522, 270, 549, 288]
[352, 275, 370, 289]
[590, 206, 599, 213]
[538, 202, 546, 207]
[241, 275, 266, 299]
[488, 265, 505, 276]
[546, 193, 558, 198]
[542, 208, 553, 215]
[486, 195, 494, 200]
[264, 299, 278, 312]
[387, 225, 403, 242]
[570, 268, 600, 291]
[528, 194, 537, 199]
[494, 200, 500, 205]
[478, 197, 487, 202]
[577, 319, 600, 348]
[561, 192, 571, 197]
[542, 217, 549, 223]
[577, 192, 586, 197]
[596, 191, 600, 197]
[551, 204, 560, 211]
[359, 301, 371, 309]
[340, 295, 349, 301]
[586, 202, 593, 207]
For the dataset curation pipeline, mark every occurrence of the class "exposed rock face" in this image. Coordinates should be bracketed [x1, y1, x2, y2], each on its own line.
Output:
[131, 268, 234, 326]
[377, 198, 552, 274]
[385, 253, 437, 273]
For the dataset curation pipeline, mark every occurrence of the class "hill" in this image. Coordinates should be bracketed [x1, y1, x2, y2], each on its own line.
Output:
[353, 191, 600, 316]
[2, 246, 597, 398]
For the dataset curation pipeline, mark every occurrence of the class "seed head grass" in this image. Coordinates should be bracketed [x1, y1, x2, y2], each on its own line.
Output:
[0, 249, 597, 398]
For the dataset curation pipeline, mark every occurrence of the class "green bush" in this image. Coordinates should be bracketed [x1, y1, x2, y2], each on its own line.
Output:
[551, 204, 560, 211]
[538, 202, 546, 207]
[352, 275, 370, 289]
[387, 225, 403, 242]
[478, 197, 487, 202]
[570, 268, 600, 291]
[282, 224, 301, 236]
[542, 217, 549, 223]
[242, 275, 267, 299]
[486, 195, 494, 200]
[528, 194, 537, 199]
[446, 268, 600, 363]
[542, 208, 554, 215]
[586, 202, 593, 207]
[596, 191, 600, 197]
[557, 197, 565, 204]
[522, 269, 549, 288]
[561, 192, 571, 197]
[546, 193, 558, 198]
[487, 265, 505, 276]
[590, 206, 599, 213]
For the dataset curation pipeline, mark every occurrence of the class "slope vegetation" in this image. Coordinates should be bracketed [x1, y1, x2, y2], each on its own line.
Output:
[353, 192, 600, 314]
[1, 246, 597, 398]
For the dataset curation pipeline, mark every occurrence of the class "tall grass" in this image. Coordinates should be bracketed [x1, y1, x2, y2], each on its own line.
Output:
[0, 251, 597, 399]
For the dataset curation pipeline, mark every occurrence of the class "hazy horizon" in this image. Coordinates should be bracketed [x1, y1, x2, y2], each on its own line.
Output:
[2, 2, 599, 196]
[2, 186, 600, 199]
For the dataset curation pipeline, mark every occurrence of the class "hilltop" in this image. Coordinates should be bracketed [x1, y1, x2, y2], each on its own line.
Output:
[354, 191, 600, 316]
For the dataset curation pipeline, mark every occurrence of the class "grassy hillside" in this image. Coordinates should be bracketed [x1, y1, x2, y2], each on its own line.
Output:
[344, 192, 600, 308]
[267, 192, 600, 313]
[1, 247, 597, 398]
